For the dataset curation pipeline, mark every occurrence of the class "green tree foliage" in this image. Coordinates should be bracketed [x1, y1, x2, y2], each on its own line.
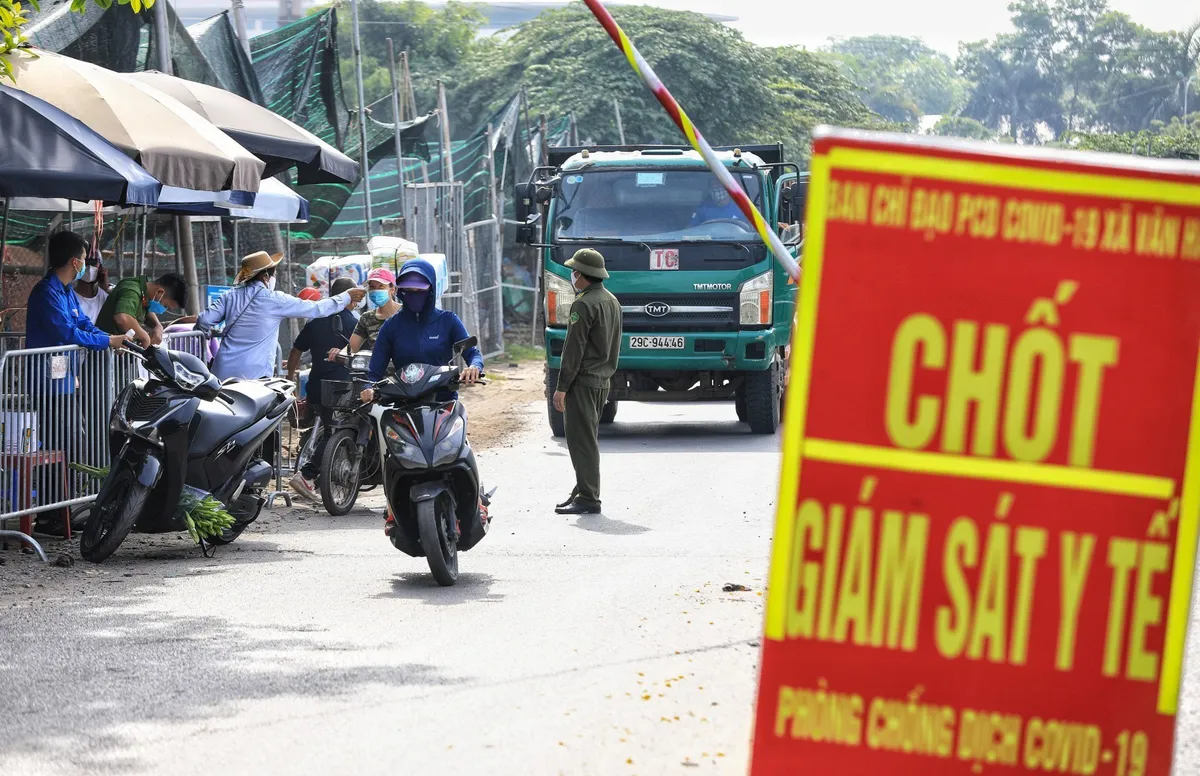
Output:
[957, 0, 1200, 141]
[2, 0, 152, 80]
[931, 115, 994, 140]
[448, 4, 889, 158]
[825, 35, 969, 123]
[320, 0, 484, 119]
[1065, 115, 1200, 158]
[767, 46, 896, 160]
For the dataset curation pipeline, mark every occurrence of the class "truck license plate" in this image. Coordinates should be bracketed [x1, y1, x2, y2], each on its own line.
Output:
[629, 336, 685, 350]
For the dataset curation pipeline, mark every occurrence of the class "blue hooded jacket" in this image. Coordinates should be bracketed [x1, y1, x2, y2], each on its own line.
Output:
[367, 259, 484, 393]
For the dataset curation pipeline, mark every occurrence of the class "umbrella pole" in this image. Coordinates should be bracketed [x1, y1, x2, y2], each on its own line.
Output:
[172, 217, 182, 274]
[138, 208, 147, 275]
[202, 223, 212, 289]
[350, 0, 373, 237]
[179, 217, 200, 314]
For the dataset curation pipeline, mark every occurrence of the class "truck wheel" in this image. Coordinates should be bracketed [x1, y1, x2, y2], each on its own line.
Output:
[744, 361, 780, 435]
[600, 400, 618, 424]
[546, 367, 566, 438]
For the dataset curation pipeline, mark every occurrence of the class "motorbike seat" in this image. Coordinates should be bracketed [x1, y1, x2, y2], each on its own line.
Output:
[221, 380, 281, 420]
[188, 381, 283, 456]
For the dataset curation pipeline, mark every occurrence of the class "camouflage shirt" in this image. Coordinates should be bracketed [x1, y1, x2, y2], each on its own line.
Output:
[352, 308, 395, 350]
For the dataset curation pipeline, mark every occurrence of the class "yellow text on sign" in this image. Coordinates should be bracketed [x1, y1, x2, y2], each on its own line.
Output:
[885, 313, 1119, 467]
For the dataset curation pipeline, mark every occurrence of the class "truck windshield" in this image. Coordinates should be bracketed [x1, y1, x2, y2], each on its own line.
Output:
[553, 169, 764, 242]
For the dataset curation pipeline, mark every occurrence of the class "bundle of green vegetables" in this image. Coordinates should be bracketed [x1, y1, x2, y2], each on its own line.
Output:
[70, 464, 236, 542]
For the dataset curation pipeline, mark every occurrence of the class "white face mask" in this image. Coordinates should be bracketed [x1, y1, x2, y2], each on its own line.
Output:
[266, 275, 277, 292]
[82, 266, 99, 283]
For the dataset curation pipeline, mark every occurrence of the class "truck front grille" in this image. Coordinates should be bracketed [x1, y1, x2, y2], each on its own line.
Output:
[616, 293, 739, 332]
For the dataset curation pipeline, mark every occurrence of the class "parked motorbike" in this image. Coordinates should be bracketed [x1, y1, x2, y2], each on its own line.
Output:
[365, 336, 493, 586]
[79, 339, 294, 562]
[317, 348, 381, 515]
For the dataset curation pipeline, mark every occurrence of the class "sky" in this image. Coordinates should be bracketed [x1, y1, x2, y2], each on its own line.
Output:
[602, 0, 1193, 55]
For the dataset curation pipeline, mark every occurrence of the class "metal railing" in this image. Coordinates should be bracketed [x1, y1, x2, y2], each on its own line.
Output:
[0, 330, 217, 559]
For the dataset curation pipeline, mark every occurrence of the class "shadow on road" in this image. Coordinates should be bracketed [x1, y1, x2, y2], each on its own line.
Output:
[570, 513, 651, 535]
[375, 571, 504, 606]
[0, 584, 459, 775]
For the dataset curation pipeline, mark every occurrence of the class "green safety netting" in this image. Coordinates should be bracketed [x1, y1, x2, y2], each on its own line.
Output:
[321, 101, 570, 239]
[187, 12, 265, 103]
[249, 9, 434, 238]
[249, 9, 345, 149]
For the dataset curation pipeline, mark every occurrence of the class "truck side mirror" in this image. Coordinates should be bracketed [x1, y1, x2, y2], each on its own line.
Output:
[514, 182, 541, 245]
[515, 182, 535, 224]
[780, 185, 801, 225]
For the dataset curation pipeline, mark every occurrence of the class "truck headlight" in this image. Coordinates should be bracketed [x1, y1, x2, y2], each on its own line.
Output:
[739, 271, 773, 326]
[543, 271, 576, 327]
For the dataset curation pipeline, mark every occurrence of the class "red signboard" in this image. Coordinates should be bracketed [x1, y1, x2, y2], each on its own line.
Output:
[752, 128, 1200, 776]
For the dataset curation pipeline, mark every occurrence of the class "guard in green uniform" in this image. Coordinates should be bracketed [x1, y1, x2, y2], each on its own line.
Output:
[553, 249, 622, 514]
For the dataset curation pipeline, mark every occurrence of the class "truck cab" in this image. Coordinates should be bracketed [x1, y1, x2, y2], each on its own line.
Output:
[515, 144, 805, 436]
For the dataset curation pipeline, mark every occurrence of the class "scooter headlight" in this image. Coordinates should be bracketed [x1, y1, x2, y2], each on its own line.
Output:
[384, 418, 426, 467]
[173, 362, 207, 392]
[350, 353, 371, 372]
[432, 416, 465, 467]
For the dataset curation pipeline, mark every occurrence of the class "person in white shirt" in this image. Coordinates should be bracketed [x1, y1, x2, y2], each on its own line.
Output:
[74, 259, 110, 323]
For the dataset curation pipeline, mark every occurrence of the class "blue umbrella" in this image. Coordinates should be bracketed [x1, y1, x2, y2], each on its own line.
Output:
[0, 82, 161, 205]
[156, 179, 309, 223]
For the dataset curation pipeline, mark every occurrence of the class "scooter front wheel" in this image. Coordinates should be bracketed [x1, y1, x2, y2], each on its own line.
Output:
[320, 429, 362, 516]
[79, 467, 149, 563]
[417, 498, 458, 586]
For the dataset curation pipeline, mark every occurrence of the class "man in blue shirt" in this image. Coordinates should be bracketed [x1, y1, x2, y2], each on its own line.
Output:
[362, 259, 483, 396]
[690, 177, 748, 226]
[25, 231, 126, 536]
[27, 231, 126, 358]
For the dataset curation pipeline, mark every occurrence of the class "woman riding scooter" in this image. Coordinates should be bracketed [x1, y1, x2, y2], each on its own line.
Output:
[360, 259, 482, 401]
[360, 259, 485, 529]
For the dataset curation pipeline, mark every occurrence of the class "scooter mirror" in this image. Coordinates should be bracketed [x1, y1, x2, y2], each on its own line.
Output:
[453, 336, 477, 353]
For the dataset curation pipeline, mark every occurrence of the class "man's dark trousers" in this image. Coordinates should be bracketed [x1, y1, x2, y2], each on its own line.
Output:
[564, 384, 608, 507]
[302, 401, 334, 482]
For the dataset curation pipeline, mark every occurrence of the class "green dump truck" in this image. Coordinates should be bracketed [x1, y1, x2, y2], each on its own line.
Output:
[515, 144, 805, 436]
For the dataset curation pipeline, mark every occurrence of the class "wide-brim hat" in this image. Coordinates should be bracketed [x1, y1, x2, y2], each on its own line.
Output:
[565, 248, 608, 280]
[235, 251, 283, 284]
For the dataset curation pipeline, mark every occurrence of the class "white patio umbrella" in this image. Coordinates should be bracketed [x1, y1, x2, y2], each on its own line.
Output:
[7, 48, 264, 194]
[125, 71, 358, 185]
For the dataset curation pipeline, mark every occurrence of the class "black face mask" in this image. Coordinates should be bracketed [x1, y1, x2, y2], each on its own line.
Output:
[401, 289, 429, 314]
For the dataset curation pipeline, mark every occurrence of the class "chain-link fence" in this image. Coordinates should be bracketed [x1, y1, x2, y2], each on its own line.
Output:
[466, 218, 503, 359]
[403, 183, 478, 338]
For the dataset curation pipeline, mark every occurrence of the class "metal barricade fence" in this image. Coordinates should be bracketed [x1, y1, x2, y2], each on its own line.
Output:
[0, 331, 220, 557]
[0, 344, 111, 556]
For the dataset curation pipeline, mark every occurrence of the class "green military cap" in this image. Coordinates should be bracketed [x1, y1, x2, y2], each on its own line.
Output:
[565, 248, 609, 280]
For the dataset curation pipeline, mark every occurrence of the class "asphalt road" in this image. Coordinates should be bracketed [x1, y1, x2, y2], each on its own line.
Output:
[0, 400, 779, 776]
